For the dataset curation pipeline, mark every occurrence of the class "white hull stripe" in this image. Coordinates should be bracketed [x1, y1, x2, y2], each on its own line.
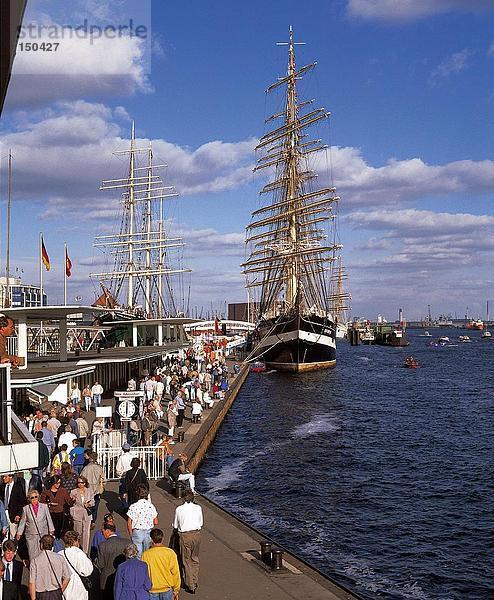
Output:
[255, 328, 336, 351]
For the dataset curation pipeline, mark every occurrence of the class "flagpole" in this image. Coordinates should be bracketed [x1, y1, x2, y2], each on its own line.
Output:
[64, 242, 67, 306]
[39, 232, 43, 307]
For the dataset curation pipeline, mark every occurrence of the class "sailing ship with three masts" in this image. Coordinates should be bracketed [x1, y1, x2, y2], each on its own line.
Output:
[243, 27, 345, 372]
[90, 122, 190, 320]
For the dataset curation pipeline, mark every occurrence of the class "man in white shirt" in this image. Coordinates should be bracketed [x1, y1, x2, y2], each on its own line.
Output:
[115, 444, 137, 478]
[145, 377, 156, 401]
[173, 491, 203, 594]
[58, 425, 77, 450]
[91, 382, 104, 407]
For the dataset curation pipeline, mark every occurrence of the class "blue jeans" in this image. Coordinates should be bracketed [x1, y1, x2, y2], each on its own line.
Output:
[150, 592, 173, 600]
[93, 394, 102, 407]
[132, 528, 151, 557]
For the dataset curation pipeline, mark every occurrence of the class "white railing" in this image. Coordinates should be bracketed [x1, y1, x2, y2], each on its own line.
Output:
[97, 446, 167, 481]
[91, 430, 127, 453]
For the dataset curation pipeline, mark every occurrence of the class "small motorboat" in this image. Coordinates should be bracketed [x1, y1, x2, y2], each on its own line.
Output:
[438, 336, 450, 345]
[481, 330, 492, 339]
[403, 356, 420, 368]
[250, 361, 266, 373]
[419, 330, 432, 337]
[458, 335, 471, 343]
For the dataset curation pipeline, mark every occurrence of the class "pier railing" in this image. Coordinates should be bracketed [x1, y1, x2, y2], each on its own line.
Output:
[96, 445, 167, 481]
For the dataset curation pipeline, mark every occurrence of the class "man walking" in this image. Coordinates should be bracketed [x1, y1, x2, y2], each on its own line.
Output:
[0, 561, 19, 600]
[91, 381, 104, 408]
[95, 523, 128, 599]
[80, 452, 105, 523]
[172, 491, 203, 594]
[0, 474, 26, 539]
[29, 534, 71, 600]
[141, 528, 180, 600]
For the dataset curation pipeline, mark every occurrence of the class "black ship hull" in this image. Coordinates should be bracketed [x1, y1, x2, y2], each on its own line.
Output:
[251, 313, 336, 373]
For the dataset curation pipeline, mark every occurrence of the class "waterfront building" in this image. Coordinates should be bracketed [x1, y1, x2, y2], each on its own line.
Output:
[0, 277, 47, 308]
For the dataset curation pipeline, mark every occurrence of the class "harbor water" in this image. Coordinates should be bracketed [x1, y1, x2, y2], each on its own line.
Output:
[199, 330, 493, 599]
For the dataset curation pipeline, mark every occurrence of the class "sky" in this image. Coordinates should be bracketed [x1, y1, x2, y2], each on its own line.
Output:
[2, 0, 494, 321]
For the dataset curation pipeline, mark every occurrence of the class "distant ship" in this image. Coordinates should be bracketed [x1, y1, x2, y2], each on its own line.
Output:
[466, 319, 484, 330]
[242, 28, 342, 372]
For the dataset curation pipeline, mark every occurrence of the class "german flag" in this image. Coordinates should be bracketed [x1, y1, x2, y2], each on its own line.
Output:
[41, 236, 50, 271]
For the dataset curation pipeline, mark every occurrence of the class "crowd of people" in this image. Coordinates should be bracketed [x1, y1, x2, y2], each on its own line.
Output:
[0, 347, 237, 599]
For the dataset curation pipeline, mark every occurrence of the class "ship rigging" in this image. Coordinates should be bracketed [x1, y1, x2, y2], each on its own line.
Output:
[242, 28, 345, 372]
[90, 122, 191, 318]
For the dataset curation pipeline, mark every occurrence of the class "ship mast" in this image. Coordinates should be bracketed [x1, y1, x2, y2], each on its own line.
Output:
[243, 27, 341, 321]
[286, 27, 300, 309]
[90, 121, 191, 316]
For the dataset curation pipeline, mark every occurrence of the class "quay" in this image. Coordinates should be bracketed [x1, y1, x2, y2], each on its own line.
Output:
[0, 308, 361, 599]
[95, 364, 361, 600]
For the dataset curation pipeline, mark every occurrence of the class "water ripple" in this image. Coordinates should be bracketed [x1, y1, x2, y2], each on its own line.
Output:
[200, 330, 494, 599]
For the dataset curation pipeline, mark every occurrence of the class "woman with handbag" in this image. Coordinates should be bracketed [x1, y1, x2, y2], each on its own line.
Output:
[70, 476, 94, 555]
[58, 530, 93, 600]
[16, 490, 55, 560]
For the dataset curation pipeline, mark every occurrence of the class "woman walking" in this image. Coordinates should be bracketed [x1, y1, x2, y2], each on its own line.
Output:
[16, 490, 55, 560]
[82, 384, 92, 412]
[40, 475, 73, 539]
[70, 475, 94, 555]
[167, 398, 178, 437]
[114, 543, 152, 600]
[58, 530, 93, 600]
[60, 461, 78, 494]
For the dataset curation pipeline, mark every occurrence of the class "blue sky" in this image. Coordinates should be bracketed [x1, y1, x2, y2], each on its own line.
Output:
[2, 0, 494, 320]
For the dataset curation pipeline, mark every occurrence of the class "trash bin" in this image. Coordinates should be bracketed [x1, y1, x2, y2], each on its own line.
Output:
[177, 431, 185, 443]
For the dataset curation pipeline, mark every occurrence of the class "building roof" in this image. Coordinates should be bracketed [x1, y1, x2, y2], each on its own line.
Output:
[9, 343, 185, 387]
[1, 305, 110, 322]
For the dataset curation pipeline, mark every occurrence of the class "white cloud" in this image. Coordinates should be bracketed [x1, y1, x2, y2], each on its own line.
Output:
[346, 208, 494, 236]
[429, 49, 472, 85]
[347, 0, 494, 22]
[0, 101, 256, 218]
[311, 147, 494, 208]
[5, 10, 151, 108]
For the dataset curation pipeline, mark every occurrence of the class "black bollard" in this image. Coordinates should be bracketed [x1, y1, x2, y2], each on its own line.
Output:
[271, 549, 283, 570]
[177, 431, 185, 443]
[75, 349, 80, 356]
[260, 541, 272, 565]
[174, 481, 185, 498]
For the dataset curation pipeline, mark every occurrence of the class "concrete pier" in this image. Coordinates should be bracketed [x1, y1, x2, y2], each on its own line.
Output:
[97, 363, 362, 599]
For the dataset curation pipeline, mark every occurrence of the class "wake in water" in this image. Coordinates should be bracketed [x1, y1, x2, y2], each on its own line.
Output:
[292, 414, 340, 437]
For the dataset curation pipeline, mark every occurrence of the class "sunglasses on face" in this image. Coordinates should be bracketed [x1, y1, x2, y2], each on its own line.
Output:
[29, 495, 39, 499]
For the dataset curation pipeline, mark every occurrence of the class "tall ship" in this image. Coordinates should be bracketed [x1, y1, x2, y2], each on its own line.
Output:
[242, 28, 342, 372]
[90, 122, 190, 319]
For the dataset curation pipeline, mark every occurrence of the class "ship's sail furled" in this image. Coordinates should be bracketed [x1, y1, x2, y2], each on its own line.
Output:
[90, 122, 191, 318]
[242, 28, 344, 372]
